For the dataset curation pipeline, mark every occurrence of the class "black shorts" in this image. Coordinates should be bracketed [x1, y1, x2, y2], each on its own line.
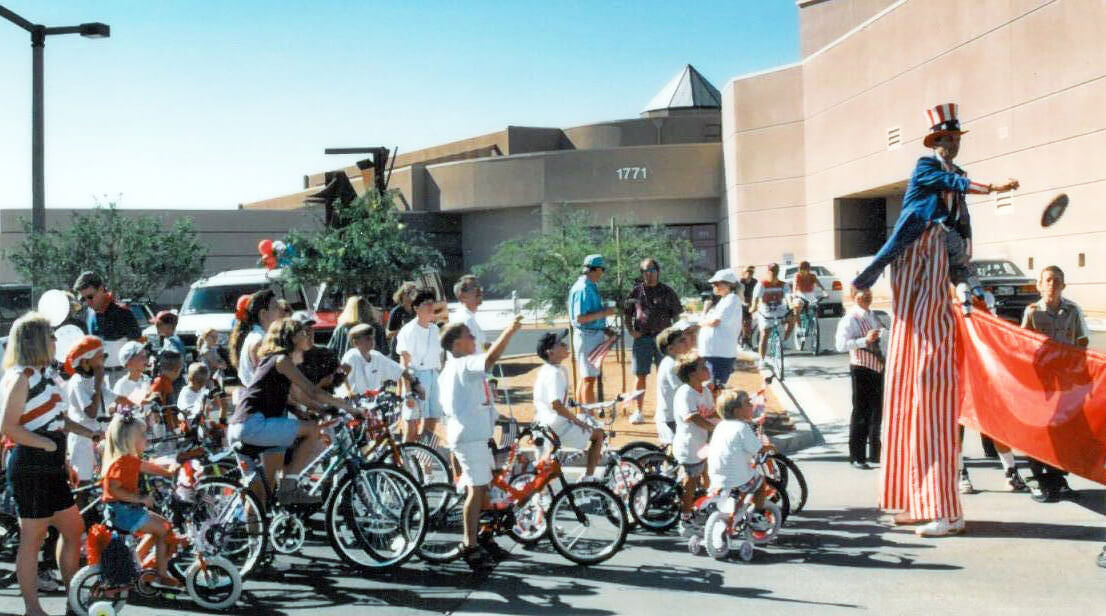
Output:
[9, 471, 74, 520]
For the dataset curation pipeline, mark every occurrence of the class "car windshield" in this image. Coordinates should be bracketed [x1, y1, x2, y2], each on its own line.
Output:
[180, 284, 307, 315]
[971, 261, 1024, 278]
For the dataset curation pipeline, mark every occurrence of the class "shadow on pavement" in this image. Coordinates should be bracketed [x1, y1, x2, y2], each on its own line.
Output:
[958, 519, 1103, 542]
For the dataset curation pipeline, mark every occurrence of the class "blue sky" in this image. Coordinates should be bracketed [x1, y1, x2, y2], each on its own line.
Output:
[0, 1, 798, 210]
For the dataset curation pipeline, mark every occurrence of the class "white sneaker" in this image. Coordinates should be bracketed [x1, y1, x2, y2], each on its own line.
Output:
[959, 471, 975, 494]
[629, 411, 645, 425]
[36, 569, 60, 592]
[915, 517, 964, 537]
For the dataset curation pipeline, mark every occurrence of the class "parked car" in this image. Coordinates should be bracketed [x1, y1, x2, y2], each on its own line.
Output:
[970, 259, 1039, 323]
[782, 264, 845, 318]
[0, 284, 32, 338]
[151, 269, 327, 367]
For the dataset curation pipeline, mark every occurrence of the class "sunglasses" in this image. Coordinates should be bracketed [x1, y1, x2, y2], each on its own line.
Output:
[641, 267, 659, 273]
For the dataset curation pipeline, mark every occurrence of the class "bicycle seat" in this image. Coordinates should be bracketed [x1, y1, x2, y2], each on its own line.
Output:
[232, 441, 271, 459]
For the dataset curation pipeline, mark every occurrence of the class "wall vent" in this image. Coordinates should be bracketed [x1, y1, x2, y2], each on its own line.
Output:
[886, 126, 901, 150]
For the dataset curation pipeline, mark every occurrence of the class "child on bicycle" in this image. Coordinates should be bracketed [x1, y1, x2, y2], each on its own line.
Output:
[654, 324, 696, 444]
[789, 261, 826, 318]
[532, 331, 605, 479]
[177, 362, 227, 427]
[101, 412, 180, 588]
[340, 323, 406, 397]
[707, 390, 774, 508]
[751, 263, 794, 368]
[112, 341, 154, 408]
[672, 354, 717, 536]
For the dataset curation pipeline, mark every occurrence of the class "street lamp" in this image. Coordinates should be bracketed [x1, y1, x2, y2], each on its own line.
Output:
[0, 5, 110, 233]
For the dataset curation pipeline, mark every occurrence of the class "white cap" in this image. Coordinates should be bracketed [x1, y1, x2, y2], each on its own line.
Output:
[708, 269, 738, 285]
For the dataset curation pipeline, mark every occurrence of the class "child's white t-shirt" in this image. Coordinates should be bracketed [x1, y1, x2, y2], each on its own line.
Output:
[112, 373, 152, 407]
[654, 355, 680, 424]
[177, 386, 208, 420]
[438, 353, 494, 446]
[66, 373, 116, 481]
[395, 320, 442, 371]
[671, 383, 715, 464]
[342, 348, 404, 396]
[532, 363, 569, 430]
[707, 419, 762, 491]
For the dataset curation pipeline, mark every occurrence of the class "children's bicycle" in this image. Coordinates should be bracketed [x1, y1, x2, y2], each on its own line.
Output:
[68, 499, 242, 615]
[760, 315, 786, 379]
[687, 470, 784, 562]
[418, 425, 628, 566]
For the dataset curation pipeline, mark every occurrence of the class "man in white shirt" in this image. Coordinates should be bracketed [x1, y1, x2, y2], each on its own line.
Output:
[396, 291, 444, 443]
[451, 275, 487, 351]
[751, 263, 793, 367]
[834, 287, 888, 470]
[341, 324, 406, 396]
[438, 314, 524, 570]
[532, 331, 605, 478]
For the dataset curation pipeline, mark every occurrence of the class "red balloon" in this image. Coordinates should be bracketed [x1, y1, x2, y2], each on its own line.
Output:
[263, 255, 277, 270]
[258, 239, 273, 256]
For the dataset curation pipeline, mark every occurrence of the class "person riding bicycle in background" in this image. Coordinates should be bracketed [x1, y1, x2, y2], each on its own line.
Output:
[751, 264, 793, 368]
[738, 266, 757, 350]
[226, 318, 355, 505]
[789, 261, 826, 320]
[532, 331, 605, 480]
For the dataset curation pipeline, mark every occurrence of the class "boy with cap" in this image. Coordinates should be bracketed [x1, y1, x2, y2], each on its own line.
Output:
[532, 330, 605, 479]
[568, 254, 616, 405]
[64, 336, 113, 483]
[112, 341, 153, 406]
[438, 315, 524, 569]
[654, 323, 696, 444]
[396, 291, 444, 443]
[341, 323, 409, 396]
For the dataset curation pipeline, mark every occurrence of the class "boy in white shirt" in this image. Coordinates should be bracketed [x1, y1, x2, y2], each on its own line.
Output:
[532, 331, 605, 478]
[438, 314, 523, 570]
[450, 275, 487, 350]
[708, 390, 772, 505]
[112, 341, 152, 407]
[671, 354, 717, 535]
[341, 324, 407, 396]
[64, 336, 114, 483]
[654, 324, 696, 444]
[177, 362, 226, 426]
[396, 291, 444, 443]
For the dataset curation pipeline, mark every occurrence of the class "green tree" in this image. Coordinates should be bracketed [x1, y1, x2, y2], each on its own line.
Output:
[476, 209, 703, 319]
[5, 203, 207, 300]
[282, 191, 444, 304]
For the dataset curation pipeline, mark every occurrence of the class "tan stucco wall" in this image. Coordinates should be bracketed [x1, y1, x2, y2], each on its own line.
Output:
[726, 0, 1106, 312]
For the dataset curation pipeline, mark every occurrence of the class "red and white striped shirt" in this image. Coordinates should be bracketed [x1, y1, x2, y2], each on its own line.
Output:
[4, 366, 66, 433]
[834, 306, 886, 373]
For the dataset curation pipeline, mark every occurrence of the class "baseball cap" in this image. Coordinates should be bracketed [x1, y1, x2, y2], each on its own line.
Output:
[291, 310, 317, 327]
[582, 254, 606, 270]
[537, 329, 569, 360]
[708, 269, 738, 285]
[118, 340, 146, 366]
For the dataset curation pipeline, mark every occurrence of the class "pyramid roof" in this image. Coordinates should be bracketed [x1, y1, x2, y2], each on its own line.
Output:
[641, 64, 722, 114]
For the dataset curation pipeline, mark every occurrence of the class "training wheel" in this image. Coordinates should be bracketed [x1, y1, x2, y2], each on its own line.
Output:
[738, 540, 754, 562]
[687, 535, 702, 555]
[89, 601, 118, 616]
[269, 512, 307, 554]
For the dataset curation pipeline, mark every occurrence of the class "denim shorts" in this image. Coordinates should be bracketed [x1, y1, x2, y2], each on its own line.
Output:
[105, 501, 149, 534]
[405, 369, 442, 421]
[227, 412, 299, 453]
[631, 335, 662, 376]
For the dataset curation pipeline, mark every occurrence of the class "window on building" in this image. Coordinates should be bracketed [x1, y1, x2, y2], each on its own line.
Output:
[834, 197, 888, 259]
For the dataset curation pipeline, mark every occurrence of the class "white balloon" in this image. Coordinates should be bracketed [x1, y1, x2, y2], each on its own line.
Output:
[37, 289, 71, 327]
[273, 240, 286, 253]
[53, 325, 83, 364]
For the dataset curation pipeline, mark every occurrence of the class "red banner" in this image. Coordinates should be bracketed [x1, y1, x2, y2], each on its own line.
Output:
[956, 308, 1106, 485]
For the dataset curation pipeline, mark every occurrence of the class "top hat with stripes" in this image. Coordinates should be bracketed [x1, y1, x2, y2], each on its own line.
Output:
[923, 102, 969, 147]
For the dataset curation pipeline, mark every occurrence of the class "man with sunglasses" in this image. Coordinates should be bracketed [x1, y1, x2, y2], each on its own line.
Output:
[624, 258, 683, 424]
[73, 272, 142, 383]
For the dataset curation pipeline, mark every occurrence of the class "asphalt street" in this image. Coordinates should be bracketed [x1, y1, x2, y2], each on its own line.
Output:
[3, 320, 1106, 615]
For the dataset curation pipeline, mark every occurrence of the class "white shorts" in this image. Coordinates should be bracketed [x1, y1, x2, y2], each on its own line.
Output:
[452, 440, 494, 488]
[546, 418, 592, 452]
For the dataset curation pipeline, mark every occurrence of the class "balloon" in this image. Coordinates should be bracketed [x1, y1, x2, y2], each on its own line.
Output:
[273, 240, 286, 254]
[263, 255, 277, 270]
[53, 325, 83, 364]
[258, 239, 273, 257]
[37, 290, 72, 327]
[283, 244, 297, 259]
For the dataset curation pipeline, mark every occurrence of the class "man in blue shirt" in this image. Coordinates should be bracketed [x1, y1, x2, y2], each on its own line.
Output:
[568, 254, 615, 404]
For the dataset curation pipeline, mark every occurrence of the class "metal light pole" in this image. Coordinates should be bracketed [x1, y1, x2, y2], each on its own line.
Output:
[0, 5, 110, 233]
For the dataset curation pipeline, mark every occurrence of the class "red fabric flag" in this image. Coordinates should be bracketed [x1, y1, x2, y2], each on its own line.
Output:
[955, 309, 1106, 485]
[586, 334, 617, 372]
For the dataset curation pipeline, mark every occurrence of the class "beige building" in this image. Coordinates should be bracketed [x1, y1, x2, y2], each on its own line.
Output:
[724, 0, 1106, 311]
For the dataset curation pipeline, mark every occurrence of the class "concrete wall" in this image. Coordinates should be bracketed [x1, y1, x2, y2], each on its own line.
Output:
[726, 0, 1106, 311]
[797, 0, 900, 57]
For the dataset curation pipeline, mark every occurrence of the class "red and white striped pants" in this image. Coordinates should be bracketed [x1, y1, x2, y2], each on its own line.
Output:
[879, 226, 962, 520]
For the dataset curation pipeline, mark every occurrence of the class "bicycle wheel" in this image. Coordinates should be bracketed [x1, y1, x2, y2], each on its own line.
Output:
[766, 477, 791, 521]
[616, 441, 661, 460]
[628, 474, 680, 533]
[505, 473, 554, 545]
[396, 442, 452, 485]
[67, 565, 127, 616]
[547, 483, 627, 565]
[416, 483, 464, 564]
[191, 477, 267, 578]
[810, 315, 821, 356]
[769, 329, 785, 379]
[603, 457, 644, 530]
[185, 555, 242, 610]
[764, 453, 807, 513]
[0, 512, 19, 585]
[703, 511, 731, 560]
[635, 452, 678, 479]
[339, 464, 427, 569]
[748, 500, 784, 544]
[792, 317, 807, 352]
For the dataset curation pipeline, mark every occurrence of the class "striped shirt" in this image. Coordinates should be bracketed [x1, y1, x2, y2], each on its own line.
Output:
[5, 365, 66, 433]
[834, 306, 886, 373]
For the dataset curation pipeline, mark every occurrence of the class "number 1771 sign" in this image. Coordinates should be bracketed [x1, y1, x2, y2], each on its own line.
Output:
[616, 167, 648, 180]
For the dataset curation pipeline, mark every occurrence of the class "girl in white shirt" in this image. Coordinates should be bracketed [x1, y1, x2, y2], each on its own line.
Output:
[671, 354, 717, 532]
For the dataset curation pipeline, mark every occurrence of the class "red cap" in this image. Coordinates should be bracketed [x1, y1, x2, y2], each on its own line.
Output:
[235, 295, 251, 321]
[154, 310, 178, 325]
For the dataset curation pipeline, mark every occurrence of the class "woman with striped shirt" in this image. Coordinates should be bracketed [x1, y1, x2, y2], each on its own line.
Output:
[1, 313, 101, 616]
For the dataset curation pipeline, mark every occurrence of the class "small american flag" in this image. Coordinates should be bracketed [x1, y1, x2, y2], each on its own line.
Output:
[586, 334, 618, 371]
